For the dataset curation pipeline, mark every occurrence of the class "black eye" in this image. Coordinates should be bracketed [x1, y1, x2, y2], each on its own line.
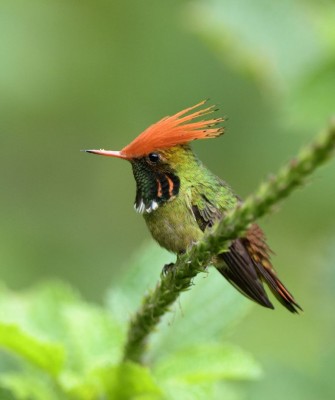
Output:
[148, 152, 160, 163]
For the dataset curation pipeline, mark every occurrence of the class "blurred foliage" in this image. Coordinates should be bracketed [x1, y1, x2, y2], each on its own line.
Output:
[188, 0, 335, 129]
[0, 245, 260, 399]
[0, 0, 335, 399]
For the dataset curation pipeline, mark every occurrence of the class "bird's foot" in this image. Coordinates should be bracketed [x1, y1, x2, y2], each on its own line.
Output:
[161, 262, 176, 277]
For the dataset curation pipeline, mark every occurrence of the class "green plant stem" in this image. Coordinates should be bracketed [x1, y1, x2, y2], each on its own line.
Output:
[123, 121, 335, 363]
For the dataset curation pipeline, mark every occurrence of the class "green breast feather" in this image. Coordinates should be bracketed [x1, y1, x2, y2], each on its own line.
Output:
[144, 166, 238, 253]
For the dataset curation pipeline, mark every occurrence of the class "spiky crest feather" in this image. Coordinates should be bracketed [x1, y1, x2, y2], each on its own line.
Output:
[120, 100, 224, 158]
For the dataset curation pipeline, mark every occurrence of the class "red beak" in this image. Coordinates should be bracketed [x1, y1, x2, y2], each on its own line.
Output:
[83, 149, 128, 160]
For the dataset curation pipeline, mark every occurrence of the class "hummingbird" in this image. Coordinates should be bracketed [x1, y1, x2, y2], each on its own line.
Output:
[85, 100, 301, 313]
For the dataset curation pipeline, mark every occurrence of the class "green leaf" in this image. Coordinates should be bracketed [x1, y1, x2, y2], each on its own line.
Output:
[0, 372, 61, 400]
[160, 381, 243, 400]
[63, 362, 162, 400]
[149, 270, 251, 361]
[97, 362, 162, 400]
[0, 322, 64, 377]
[26, 283, 125, 373]
[160, 381, 216, 400]
[154, 343, 262, 384]
[0, 281, 81, 341]
[0, 282, 125, 376]
[60, 303, 125, 373]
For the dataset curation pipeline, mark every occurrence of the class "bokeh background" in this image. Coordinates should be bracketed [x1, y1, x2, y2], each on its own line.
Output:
[1, 0, 335, 399]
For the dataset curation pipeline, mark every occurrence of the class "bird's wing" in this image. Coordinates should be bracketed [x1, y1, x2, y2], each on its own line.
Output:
[191, 192, 222, 230]
[191, 193, 301, 312]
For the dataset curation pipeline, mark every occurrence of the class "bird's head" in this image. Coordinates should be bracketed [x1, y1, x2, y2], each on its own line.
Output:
[85, 100, 224, 213]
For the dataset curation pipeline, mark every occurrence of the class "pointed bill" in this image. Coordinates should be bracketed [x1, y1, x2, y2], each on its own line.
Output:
[84, 149, 128, 159]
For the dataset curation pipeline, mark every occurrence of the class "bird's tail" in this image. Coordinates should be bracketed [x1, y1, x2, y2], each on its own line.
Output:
[217, 224, 302, 313]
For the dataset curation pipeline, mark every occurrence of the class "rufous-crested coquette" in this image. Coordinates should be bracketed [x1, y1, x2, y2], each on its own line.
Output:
[85, 101, 301, 313]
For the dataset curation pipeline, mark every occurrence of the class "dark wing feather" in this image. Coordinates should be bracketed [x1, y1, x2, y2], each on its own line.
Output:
[192, 194, 222, 230]
[219, 239, 274, 309]
[192, 198, 301, 313]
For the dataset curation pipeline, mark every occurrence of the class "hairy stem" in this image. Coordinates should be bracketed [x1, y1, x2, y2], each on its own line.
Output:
[123, 121, 335, 363]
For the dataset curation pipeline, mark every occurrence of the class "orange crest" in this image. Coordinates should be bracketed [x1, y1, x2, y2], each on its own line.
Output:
[121, 100, 224, 158]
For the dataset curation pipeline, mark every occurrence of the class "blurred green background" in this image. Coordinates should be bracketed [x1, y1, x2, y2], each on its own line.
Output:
[1, 0, 335, 399]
